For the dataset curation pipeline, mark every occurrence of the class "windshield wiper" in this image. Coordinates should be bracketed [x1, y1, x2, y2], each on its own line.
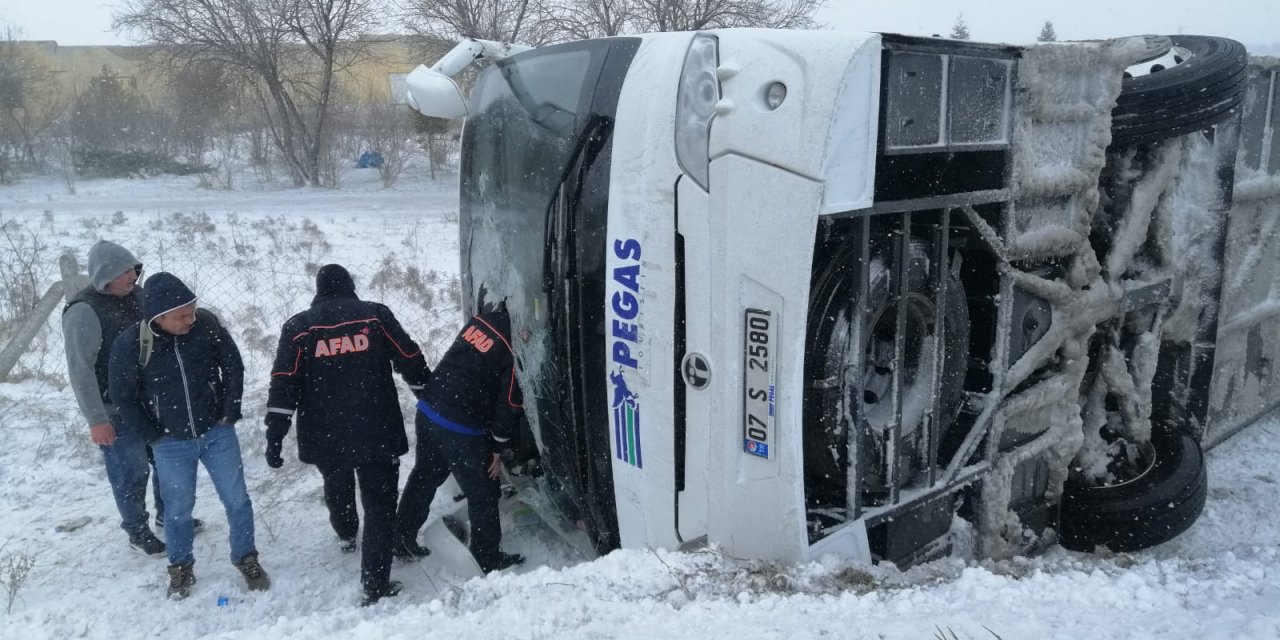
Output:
[502, 64, 578, 134]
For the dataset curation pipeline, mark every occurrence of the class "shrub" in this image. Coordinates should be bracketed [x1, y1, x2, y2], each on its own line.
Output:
[0, 549, 34, 614]
[72, 149, 211, 178]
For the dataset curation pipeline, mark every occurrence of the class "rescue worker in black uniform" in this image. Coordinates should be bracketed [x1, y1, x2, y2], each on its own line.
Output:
[395, 299, 526, 574]
[263, 264, 429, 605]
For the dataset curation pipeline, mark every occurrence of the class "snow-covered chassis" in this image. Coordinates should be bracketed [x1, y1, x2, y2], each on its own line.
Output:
[407, 31, 1271, 568]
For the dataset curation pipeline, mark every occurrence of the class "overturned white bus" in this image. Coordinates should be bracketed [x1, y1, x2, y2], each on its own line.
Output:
[405, 30, 1280, 568]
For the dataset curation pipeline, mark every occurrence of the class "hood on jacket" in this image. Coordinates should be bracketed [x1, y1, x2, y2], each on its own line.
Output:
[312, 264, 358, 306]
[143, 272, 198, 325]
[87, 241, 142, 293]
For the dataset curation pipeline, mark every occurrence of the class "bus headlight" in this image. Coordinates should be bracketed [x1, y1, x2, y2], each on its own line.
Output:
[675, 33, 720, 192]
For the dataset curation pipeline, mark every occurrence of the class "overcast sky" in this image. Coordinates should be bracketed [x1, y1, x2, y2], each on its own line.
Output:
[818, 1, 1278, 49]
[2, 0, 1277, 52]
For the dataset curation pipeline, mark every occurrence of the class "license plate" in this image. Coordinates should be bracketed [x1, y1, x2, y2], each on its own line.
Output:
[743, 308, 776, 459]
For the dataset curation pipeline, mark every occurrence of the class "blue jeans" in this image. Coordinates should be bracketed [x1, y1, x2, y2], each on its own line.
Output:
[151, 425, 257, 566]
[101, 414, 154, 539]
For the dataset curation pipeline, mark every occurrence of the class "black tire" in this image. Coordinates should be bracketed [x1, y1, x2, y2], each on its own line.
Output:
[1111, 35, 1248, 146]
[803, 237, 969, 505]
[1059, 423, 1207, 552]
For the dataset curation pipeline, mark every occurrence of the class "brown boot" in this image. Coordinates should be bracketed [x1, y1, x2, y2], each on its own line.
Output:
[166, 563, 196, 599]
[234, 552, 271, 591]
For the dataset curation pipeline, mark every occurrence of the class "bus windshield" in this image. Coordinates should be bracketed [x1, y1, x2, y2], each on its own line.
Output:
[460, 44, 598, 325]
[457, 37, 640, 553]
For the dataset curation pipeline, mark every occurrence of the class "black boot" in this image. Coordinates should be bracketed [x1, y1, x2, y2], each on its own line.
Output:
[129, 529, 166, 557]
[478, 551, 524, 574]
[361, 580, 403, 606]
[393, 536, 431, 562]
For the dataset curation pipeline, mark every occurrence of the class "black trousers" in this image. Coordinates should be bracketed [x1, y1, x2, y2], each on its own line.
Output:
[315, 461, 359, 541]
[316, 458, 399, 591]
[397, 411, 502, 565]
[396, 413, 449, 540]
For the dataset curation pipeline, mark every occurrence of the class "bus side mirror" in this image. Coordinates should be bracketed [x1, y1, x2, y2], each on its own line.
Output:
[406, 65, 469, 119]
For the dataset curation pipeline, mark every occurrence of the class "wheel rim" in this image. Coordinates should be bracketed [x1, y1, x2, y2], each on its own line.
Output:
[859, 292, 937, 434]
[1081, 434, 1158, 489]
[1123, 45, 1191, 78]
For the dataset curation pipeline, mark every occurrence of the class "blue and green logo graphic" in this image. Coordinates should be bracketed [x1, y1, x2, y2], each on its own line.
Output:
[610, 370, 642, 468]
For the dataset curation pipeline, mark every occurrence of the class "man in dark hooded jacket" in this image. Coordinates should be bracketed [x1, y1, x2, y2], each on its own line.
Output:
[108, 272, 268, 600]
[396, 299, 526, 574]
[264, 264, 429, 606]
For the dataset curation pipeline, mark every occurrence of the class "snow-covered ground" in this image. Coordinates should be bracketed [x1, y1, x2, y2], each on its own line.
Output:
[1, 169, 1278, 639]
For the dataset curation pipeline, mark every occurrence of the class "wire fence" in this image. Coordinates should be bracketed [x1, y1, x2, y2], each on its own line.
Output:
[0, 211, 464, 524]
[0, 215, 463, 391]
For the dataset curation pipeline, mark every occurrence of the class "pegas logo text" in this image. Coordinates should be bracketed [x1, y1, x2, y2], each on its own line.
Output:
[610, 238, 642, 468]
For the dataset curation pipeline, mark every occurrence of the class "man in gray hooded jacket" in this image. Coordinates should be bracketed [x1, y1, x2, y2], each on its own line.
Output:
[62, 240, 168, 555]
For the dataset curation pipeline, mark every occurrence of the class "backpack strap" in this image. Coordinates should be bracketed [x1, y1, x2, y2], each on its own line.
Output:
[138, 322, 154, 367]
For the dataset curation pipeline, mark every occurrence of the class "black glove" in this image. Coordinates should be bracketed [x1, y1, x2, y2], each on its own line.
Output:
[265, 438, 284, 469]
[265, 412, 290, 436]
[264, 413, 291, 469]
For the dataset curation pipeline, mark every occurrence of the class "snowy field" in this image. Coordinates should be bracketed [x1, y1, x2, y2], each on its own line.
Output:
[1, 168, 1279, 639]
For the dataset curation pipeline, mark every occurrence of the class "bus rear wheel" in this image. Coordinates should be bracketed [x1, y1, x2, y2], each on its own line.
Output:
[1059, 422, 1207, 552]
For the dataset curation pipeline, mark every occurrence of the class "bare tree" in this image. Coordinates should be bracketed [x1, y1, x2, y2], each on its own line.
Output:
[412, 110, 454, 179]
[949, 13, 970, 40]
[166, 60, 242, 167]
[1037, 20, 1058, 43]
[407, 0, 826, 45]
[401, 0, 554, 44]
[542, 0, 632, 40]
[67, 67, 180, 176]
[315, 99, 363, 188]
[114, 0, 385, 187]
[357, 100, 414, 187]
[628, 0, 824, 33]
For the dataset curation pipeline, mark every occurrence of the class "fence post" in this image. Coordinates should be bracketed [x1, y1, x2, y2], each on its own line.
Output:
[0, 252, 85, 382]
[60, 252, 89, 302]
[0, 284, 65, 382]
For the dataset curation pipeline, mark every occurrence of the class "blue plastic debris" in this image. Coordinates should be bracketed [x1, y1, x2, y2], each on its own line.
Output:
[357, 151, 385, 169]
